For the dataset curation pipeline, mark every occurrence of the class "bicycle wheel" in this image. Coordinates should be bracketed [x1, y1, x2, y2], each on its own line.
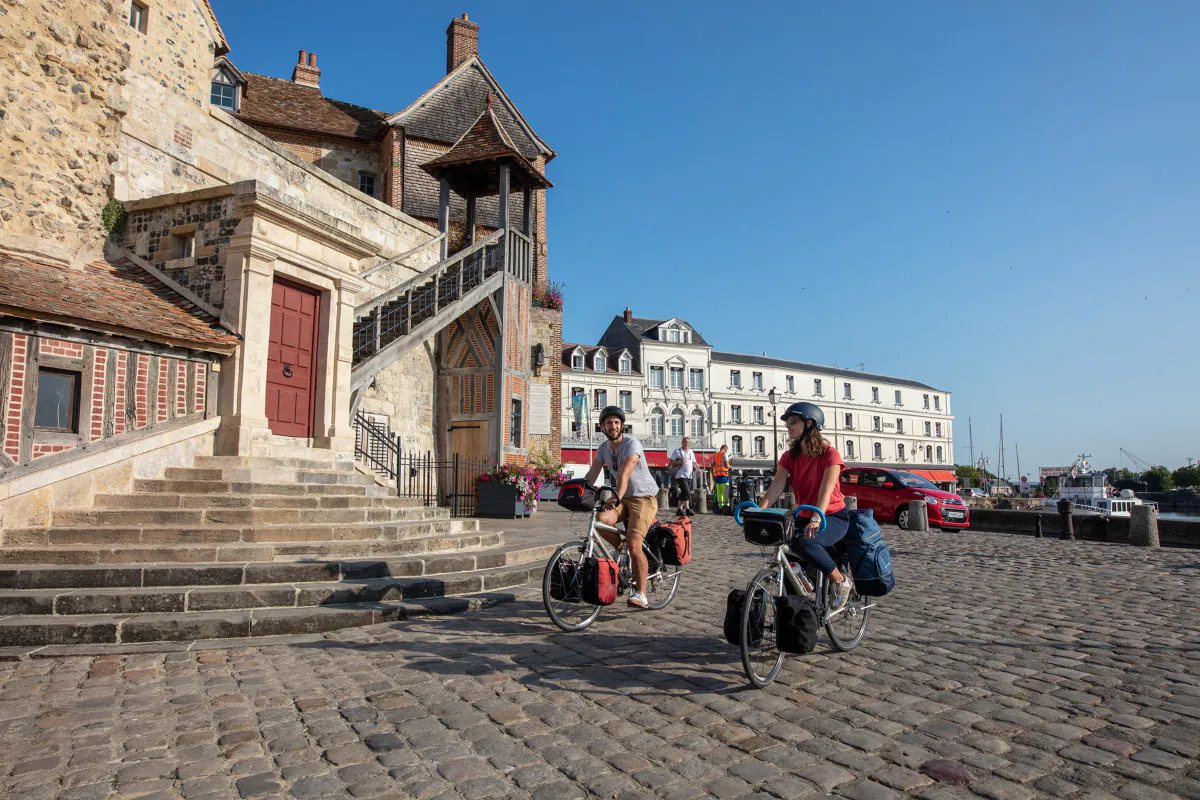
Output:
[542, 541, 603, 632]
[741, 568, 785, 688]
[823, 568, 870, 651]
[644, 563, 682, 610]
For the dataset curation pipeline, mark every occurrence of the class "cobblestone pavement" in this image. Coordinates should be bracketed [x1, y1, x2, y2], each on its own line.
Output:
[2, 512, 1199, 800]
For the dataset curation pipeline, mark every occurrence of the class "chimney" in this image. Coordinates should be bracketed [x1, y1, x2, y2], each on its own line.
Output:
[446, 14, 479, 73]
[292, 49, 321, 90]
[623, 307, 633, 323]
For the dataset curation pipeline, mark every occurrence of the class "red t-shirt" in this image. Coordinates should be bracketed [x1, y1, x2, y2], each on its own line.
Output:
[779, 445, 846, 517]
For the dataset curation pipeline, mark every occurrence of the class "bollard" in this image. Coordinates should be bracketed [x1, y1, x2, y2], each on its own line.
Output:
[1035, 514, 1043, 538]
[907, 499, 929, 531]
[657, 486, 669, 509]
[1058, 499, 1074, 541]
[692, 488, 708, 514]
[1130, 504, 1160, 547]
[780, 492, 795, 510]
[844, 495, 858, 511]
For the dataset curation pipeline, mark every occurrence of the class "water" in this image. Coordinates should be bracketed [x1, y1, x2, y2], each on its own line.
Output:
[1159, 509, 1200, 521]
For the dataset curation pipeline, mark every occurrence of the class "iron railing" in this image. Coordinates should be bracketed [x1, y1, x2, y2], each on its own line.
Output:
[353, 411, 495, 517]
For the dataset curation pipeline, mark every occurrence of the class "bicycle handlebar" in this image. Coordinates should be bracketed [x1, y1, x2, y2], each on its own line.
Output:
[733, 500, 827, 534]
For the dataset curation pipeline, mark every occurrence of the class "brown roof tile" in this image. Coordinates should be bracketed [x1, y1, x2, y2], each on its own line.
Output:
[422, 107, 551, 189]
[235, 73, 389, 141]
[0, 251, 238, 354]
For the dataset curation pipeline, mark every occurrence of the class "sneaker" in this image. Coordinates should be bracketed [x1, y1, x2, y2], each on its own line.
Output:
[627, 591, 649, 609]
[830, 578, 852, 611]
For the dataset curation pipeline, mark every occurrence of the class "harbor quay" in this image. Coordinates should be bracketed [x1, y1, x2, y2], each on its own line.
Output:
[1, 510, 1198, 800]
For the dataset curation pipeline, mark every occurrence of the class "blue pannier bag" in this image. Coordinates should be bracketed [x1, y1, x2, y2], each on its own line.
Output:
[844, 509, 895, 596]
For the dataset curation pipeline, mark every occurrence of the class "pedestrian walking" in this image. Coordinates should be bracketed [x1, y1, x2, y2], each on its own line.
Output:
[670, 436, 699, 517]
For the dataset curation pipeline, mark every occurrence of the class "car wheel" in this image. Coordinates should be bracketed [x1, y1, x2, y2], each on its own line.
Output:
[895, 506, 910, 530]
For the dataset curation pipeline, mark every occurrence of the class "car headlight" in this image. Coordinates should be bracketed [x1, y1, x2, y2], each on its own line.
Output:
[922, 494, 938, 505]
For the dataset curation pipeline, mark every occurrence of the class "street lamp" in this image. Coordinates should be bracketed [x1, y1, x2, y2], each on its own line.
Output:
[767, 387, 779, 465]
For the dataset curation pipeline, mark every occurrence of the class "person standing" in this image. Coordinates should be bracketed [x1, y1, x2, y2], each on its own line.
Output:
[585, 405, 661, 609]
[669, 436, 699, 517]
[712, 443, 731, 512]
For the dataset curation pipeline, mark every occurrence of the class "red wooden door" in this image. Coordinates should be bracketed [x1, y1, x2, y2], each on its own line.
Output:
[266, 279, 319, 438]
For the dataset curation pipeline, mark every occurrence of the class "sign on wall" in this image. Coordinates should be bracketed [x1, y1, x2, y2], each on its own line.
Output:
[529, 384, 552, 436]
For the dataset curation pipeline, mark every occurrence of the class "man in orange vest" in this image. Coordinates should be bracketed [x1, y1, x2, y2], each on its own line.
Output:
[712, 443, 731, 513]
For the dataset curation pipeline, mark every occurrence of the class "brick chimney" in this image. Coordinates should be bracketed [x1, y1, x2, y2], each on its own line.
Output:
[623, 307, 633, 323]
[446, 14, 479, 73]
[292, 50, 321, 90]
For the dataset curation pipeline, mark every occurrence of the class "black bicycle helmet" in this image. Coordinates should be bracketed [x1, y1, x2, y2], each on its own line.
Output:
[598, 405, 625, 424]
[779, 401, 824, 430]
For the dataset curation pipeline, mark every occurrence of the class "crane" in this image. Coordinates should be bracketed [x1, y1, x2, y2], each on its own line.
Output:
[1119, 448, 1154, 472]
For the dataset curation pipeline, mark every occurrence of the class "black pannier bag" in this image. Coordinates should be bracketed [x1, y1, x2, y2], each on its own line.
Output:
[742, 508, 795, 546]
[579, 557, 619, 605]
[557, 479, 598, 512]
[723, 588, 764, 646]
[776, 594, 819, 654]
[548, 558, 582, 602]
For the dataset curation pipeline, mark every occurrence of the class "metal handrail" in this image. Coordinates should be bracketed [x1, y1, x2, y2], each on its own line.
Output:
[355, 230, 504, 317]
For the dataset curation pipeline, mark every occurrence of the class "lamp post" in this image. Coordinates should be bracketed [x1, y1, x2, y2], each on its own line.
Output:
[767, 387, 779, 466]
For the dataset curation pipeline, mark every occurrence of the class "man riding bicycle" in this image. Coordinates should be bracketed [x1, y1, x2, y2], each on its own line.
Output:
[584, 405, 660, 609]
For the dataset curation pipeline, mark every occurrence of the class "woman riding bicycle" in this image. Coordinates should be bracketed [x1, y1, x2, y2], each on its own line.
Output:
[757, 402, 853, 609]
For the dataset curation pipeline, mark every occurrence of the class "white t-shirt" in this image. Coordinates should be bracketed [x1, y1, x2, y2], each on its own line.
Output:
[670, 447, 697, 479]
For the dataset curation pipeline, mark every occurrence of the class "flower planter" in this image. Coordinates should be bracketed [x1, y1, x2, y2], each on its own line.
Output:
[477, 481, 528, 519]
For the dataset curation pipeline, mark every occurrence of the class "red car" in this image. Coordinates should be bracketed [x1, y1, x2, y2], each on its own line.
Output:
[839, 467, 970, 530]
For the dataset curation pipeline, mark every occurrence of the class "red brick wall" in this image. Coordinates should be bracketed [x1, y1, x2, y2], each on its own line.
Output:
[90, 348, 107, 442]
[3, 333, 27, 462]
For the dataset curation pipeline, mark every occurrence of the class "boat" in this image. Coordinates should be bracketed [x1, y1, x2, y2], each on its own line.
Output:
[1041, 456, 1157, 517]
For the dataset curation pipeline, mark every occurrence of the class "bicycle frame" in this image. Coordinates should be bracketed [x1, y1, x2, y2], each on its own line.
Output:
[765, 543, 878, 624]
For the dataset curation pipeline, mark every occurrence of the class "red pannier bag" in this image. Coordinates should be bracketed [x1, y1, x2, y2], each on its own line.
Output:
[580, 557, 619, 605]
[650, 516, 692, 566]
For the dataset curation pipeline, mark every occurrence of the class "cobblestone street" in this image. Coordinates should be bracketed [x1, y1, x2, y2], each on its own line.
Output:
[2, 512, 1199, 800]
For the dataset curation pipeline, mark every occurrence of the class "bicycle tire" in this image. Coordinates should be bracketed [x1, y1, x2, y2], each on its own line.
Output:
[741, 568, 785, 688]
[823, 566, 870, 651]
[542, 541, 603, 632]
[644, 565, 682, 609]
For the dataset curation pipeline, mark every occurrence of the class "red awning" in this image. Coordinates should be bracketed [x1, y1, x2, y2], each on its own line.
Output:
[562, 449, 592, 465]
[909, 469, 958, 483]
[561, 448, 675, 469]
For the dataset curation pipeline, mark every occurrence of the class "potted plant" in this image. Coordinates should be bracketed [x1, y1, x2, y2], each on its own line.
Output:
[532, 280, 565, 311]
[476, 464, 544, 518]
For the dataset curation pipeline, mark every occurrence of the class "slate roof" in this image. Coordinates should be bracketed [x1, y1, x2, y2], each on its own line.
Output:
[561, 343, 641, 376]
[711, 351, 945, 392]
[619, 317, 712, 347]
[0, 251, 238, 354]
[235, 73, 390, 141]
[391, 59, 552, 160]
[422, 107, 551, 189]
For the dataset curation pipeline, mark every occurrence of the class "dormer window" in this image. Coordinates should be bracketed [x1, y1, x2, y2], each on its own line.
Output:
[210, 60, 246, 113]
[663, 321, 691, 344]
[593, 352, 605, 372]
[618, 355, 631, 374]
[571, 351, 585, 371]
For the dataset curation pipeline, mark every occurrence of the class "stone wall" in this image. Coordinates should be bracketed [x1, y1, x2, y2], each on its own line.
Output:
[242, 123, 384, 197]
[966, 507, 1200, 548]
[358, 338, 437, 457]
[122, 192, 236, 307]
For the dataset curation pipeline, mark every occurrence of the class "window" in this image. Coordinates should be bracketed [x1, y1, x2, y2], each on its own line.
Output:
[873, 442, 882, 460]
[845, 440, 855, 459]
[813, 378, 822, 396]
[872, 416, 881, 432]
[844, 413, 853, 430]
[593, 389, 607, 410]
[894, 390, 902, 405]
[935, 422, 942, 437]
[925, 445, 933, 461]
[731, 405, 743, 424]
[753, 406, 764, 425]
[650, 408, 665, 436]
[619, 391, 633, 412]
[669, 367, 684, 389]
[669, 409, 684, 437]
[924, 421, 932, 436]
[896, 418, 904, 434]
[752, 372, 763, 391]
[898, 443, 905, 461]
[594, 353, 605, 372]
[937, 446, 944, 462]
[357, 172, 376, 198]
[509, 399, 522, 447]
[210, 79, 237, 111]
[173, 232, 195, 259]
[572, 352, 585, 371]
[843, 382, 852, 400]
[690, 412, 704, 438]
[649, 366, 663, 387]
[689, 368, 704, 390]
[753, 436, 766, 457]
[923, 394, 930, 409]
[128, 1, 148, 33]
[619, 356, 631, 374]
[872, 387, 880, 403]
[34, 368, 80, 432]
[934, 396, 941, 411]
[730, 370, 741, 388]
[731, 436, 744, 456]
[786, 375, 794, 393]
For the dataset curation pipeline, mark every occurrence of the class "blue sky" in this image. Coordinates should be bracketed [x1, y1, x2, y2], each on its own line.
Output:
[211, 0, 1200, 477]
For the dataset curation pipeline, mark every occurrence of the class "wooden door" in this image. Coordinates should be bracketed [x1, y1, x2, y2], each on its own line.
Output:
[450, 421, 489, 464]
[266, 279, 319, 438]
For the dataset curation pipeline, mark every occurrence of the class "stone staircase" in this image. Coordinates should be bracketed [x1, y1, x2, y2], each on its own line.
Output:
[0, 452, 552, 648]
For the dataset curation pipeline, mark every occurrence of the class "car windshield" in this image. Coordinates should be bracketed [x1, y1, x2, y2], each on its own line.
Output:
[895, 472, 937, 489]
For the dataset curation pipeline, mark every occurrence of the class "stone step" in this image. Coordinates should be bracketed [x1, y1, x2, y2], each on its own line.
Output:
[163, 466, 376, 485]
[132, 479, 389, 497]
[0, 541, 550, 591]
[0, 588, 528, 647]
[92, 493, 426, 510]
[192, 455, 352, 472]
[0, 530, 502, 565]
[0, 554, 552, 616]
[49, 504, 446, 528]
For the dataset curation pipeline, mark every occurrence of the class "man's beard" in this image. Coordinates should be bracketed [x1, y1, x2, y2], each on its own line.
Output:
[604, 428, 621, 441]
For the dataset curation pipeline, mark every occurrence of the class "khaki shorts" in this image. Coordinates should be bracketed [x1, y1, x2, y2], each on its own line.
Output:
[615, 495, 659, 541]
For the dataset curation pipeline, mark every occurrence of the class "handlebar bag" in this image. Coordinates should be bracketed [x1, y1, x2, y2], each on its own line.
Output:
[742, 508, 795, 546]
[580, 556, 618, 605]
[723, 588, 764, 646]
[548, 557, 582, 603]
[648, 516, 692, 565]
[557, 479, 597, 512]
[776, 594, 819, 654]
